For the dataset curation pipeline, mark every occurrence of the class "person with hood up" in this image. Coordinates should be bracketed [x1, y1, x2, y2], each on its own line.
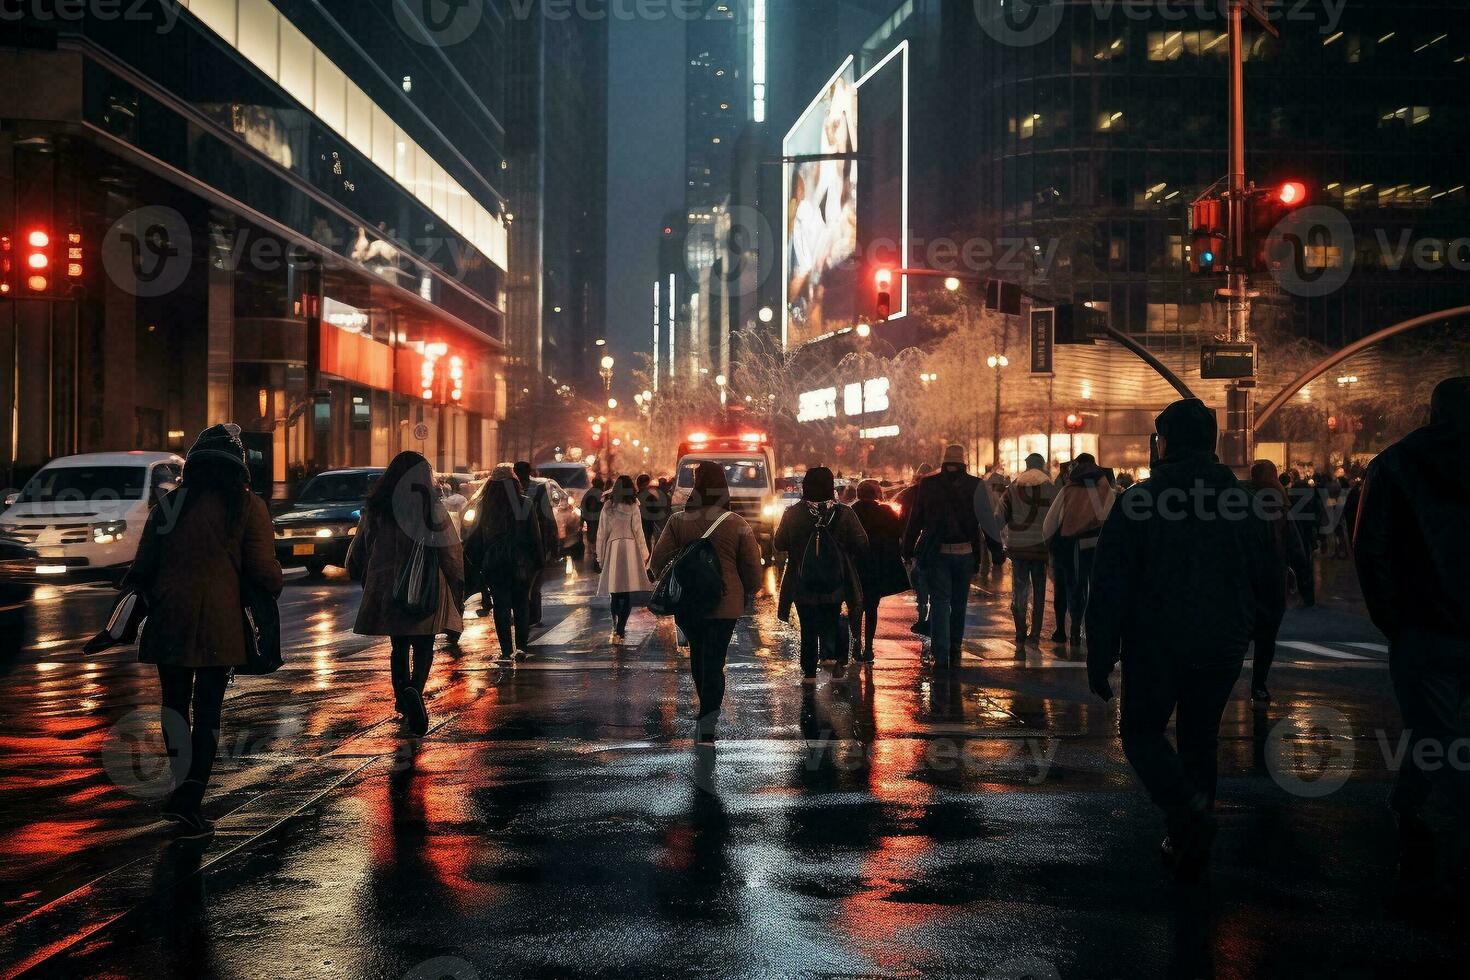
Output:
[1354, 376, 1470, 878]
[347, 451, 465, 736]
[999, 453, 1058, 646]
[1086, 398, 1276, 880]
[126, 424, 284, 838]
[649, 461, 764, 742]
[900, 445, 1006, 669]
[1042, 452, 1114, 644]
[462, 464, 543, 661]
[776, 467, 869, 683]
[895, 462, 935, 634]
[1247, 459, 1308, 703]
[850, 479, 910, 663]
[597, 475, 650, 644]
[1285, 471, 1322, 607]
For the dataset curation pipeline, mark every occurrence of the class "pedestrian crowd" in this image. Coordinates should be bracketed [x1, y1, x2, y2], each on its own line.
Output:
[108, 381, 1469, 883]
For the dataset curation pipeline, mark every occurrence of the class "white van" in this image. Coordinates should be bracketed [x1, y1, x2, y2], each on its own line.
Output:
[0, 451, 184, 583]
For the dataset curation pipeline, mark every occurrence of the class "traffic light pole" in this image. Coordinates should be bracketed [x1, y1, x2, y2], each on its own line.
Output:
[1223, 0, 1253, 472]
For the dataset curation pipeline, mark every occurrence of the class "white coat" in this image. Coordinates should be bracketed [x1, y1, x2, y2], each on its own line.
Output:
[597, 500, 650, 595]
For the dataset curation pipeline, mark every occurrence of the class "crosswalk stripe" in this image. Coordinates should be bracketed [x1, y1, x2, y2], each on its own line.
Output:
[1278, 640, 1372, 661]
[1345, 641, 1389, 653]
[528, 608, 594, 646]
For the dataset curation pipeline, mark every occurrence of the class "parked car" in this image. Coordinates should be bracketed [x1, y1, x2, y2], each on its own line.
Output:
[535, 461, 592, 491]
[0, 451, 183, 584]
[272, 467, 385, 576]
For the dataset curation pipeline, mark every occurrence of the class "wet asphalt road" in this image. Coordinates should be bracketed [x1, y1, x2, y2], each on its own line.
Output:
[0, 556, 1465, 978]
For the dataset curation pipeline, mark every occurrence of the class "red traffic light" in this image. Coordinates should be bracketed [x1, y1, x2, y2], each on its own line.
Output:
[1276, 181, 1307, 207]
[874, 267, 894, 320]
[874, 268, 893, 290]
[1065, 412, 1085, 432]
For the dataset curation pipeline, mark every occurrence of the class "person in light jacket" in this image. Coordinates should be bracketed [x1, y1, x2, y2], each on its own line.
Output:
[127, 424, 284, 839]
[999, 453, 1058, 645]
[597, 475, 650, 644]
[1042, 453, 1114, 644]
[347, 451, 465, 736]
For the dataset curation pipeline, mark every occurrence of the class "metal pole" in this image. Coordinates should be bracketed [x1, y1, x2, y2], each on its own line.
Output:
[1226, 0, 1253, 470]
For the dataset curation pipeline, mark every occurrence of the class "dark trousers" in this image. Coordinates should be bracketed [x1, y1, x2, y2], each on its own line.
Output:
[922, 552, 975, 667]
[853, 597, 881, 658]
[1069, 545, 1096, 638]
[390, 635, 434, 700]
[1389, 631, 1470, 817]
[1011, 558, 1048, 636]
[1252, 615, 1283, 690]
[677, 615, 737, 736]
[1120, 660, 1242, 811]
[610, 592, 633, 634]
[157, 664, 231, 809]
[796, 602, 844, 676]
[1050, 540, 1074, 633]
[490, 579, 531, 654]
[585, 521, 600, 568]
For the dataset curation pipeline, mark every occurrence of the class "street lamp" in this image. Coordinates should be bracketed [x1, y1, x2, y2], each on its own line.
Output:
[608, 397, 618, 410]
[944, 276, 962, 292]
[988, 352, 1010, 470]
[599, 356, 616, 479]
[758, 306, 774, 323]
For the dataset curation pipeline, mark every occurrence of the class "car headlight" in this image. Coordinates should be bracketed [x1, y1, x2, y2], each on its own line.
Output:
[92, 520, 127, 545]
[315, 527, 334, 538]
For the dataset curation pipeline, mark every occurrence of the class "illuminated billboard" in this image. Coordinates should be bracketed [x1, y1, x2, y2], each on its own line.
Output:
[782, 43, 909, 351]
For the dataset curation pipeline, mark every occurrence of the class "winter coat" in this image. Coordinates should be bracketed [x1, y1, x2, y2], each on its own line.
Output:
[347, 502, 465, 637]
[1085, 450, 1277, 676]
[850, 499, 910, 600]
[775, 500, 869, 613]
[462, 478, 543, 596]
[648, 504, 764, 621]
[1042, 473, 1115, 551]
[998, 467, 1058, 562]
[528, 481, 560, 564]
[899, 466, 1006, 563]
[1354, 420, 1470, 643]
[1251, 484, 1307, 626]
[597, 500, 651, 595]
[128, 487, 284, 668]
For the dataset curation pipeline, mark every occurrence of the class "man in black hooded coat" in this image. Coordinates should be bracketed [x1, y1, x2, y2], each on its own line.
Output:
[1086, 398, 1277, 878]
[1354, 376, 1470, 875]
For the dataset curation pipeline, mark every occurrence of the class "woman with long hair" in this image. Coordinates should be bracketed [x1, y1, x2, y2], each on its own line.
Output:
[462, 464, 542, 661]
[126, 424, 283, 838]
[597, 475, 649, 644]
[649, 461, 764, 743]
[347, 451, 465, 735]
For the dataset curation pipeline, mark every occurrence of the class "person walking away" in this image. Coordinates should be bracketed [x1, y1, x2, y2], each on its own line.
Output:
[462, 465, 542, 661]
[1286, 472, 1322, 606]
[999, 453, 1058, 646]
[979, 466, 1009, 576]
[900, 445, 1006, 670]
[895, 463, 935, 635]
[581, 477, 606, 571]
[776, 467, 869, 682]
[1086, 399, 1276, 879]
[515, 460, 559, 627]
[126, 424, 284, 838]
[597, 475, 649, 644]
[1247, 460, 1306, 703]
[649, 461, 763, 742]
[347, 451, 466, 736]
[654, 477, 674, 543]
[1048, 461, 1075, 642]
[1354, 377, 1470, 879]
[637, 473, 658, 549]
[850, 479, 909, 663]
[1042, 453, 1114, 644]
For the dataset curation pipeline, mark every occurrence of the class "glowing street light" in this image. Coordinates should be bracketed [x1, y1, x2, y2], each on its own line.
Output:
[944, 276, 961, 291]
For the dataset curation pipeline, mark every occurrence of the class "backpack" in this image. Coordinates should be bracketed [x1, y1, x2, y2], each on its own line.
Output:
[799, 506, 846, 594]
[649, 512, 732, 618]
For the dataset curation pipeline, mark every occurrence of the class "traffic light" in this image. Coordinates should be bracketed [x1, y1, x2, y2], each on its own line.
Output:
[3, 227, 84, 296]
[1249, 180, 1310, 274]
[22, 228, 50, 294]
[1189, 198, 1226, 275]
[0, 234, 11, 295]
[1065, 412, 1085, 433]
[873, 267, 893, 320]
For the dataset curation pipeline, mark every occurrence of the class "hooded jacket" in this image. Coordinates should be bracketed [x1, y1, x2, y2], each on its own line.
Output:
[998, 467, 1058, 561]
[775, 500, 869, 612]
[1354, 421, 1470, 643]
[1042, 462, 1115, 551]
[1085, 450, 1277, 675]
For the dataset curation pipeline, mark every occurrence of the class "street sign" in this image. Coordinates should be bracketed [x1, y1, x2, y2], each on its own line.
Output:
[412, 421, 430, 441]
[1201, 342, 1257, 380]
[1029, 307, 1055, 375]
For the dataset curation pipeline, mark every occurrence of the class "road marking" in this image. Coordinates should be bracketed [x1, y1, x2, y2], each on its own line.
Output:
[1345, 642, 1389, 654]
[1278, 640, 1372, 661]
[528, 608, 594, 646]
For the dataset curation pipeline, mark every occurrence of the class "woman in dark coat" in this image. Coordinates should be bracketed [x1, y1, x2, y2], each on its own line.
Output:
[127, 424, 284, 838]
[849, 479, 909, 663]
[347, 451, 465, 735]
[462, 464, 543, 662]
[1248, 460, 1307, 703]
[775, 467, 869, 683]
